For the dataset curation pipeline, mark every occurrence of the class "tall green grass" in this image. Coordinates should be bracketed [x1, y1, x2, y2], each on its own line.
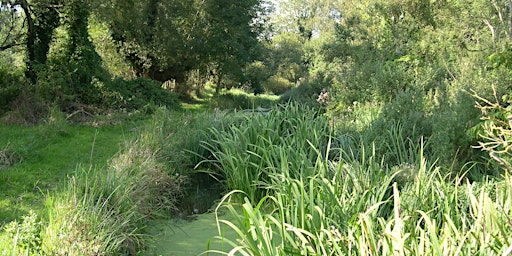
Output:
[198, 103, 331, 202]
[203, 103, 512, 255]
[42, 167, 146, 255]
[208, 88, 280, 110]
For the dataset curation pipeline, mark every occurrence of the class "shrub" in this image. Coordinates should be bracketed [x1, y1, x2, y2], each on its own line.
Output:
[262, 75, 294, 95]
[0, 67, 24, 115]
[3, 89, 49, 125]
[4, 211, 43, 255]
[101, 78, 180, 111]
[279, 75, 328, 108]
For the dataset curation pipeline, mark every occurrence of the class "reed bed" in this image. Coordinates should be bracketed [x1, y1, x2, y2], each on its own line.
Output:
[202, 103, 512, 255]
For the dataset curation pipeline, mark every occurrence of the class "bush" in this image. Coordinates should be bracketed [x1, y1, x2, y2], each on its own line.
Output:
[2, 89, 49, 125]
[101, 78, 180, 111]
[280, 75, 328, 108]
[35, 58, 107, 109]
[262, 75, 294, 95]
[0, 68, 24, 115]
[4, 211, 43, 255]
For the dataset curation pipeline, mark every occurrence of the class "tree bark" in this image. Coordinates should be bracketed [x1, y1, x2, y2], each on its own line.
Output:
[16, 0, 36, 83]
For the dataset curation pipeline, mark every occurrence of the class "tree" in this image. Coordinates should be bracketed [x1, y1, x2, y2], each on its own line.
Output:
[0, 1, 25, 51]
[95, 0, 197, 92]
[201, 0, 264, 94]
[96, 0, 265, 95]
[0, 0, 60, 82]
[266, 32, 306, 84]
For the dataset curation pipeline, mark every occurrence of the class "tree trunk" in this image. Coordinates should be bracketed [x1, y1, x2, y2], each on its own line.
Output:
[215, 72, 223, 95]
[17, 0, 36, 83]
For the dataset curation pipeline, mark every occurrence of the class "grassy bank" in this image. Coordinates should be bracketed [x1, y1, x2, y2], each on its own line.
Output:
[0, 107, 192, 254]
[0, 100, 250, 254]
[0, 113, 134, 224]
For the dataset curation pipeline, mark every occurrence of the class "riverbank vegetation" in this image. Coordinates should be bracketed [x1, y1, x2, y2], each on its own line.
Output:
[1, 0, 512, 255]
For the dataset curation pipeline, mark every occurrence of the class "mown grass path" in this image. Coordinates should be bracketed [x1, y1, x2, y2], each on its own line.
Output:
[0, 120, 138, 226]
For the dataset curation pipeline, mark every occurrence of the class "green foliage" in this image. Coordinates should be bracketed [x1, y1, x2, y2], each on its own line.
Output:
[4, 210, 43, 255]
[198, 103, 330, 202]
[336, 93, 484, 174]
[262, 75, 294, 95]
[88, 16, 132, 79]
[1, 108, 187, 255]
[42, 167, 147, 255]
[101, 78, 180, 111]
[265, 32, 307, 84]
[210, 118, 512, 255]
[324, 0, 512, 170]
[35, 57, 105, 109]
[37, 55, 178, 112]
[280, 74, 329, 108]
[0, 67, 24, 115]
[244, 61, 270, 94]
[96, 0, 265, 96]
[208, 89, 279, 110]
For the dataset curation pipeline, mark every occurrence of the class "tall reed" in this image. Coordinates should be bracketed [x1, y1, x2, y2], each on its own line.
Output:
[206, 107, 512, 255]
[198, 103, 331, 202]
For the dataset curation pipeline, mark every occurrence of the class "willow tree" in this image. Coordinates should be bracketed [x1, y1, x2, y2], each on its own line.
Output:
[201, 0, 265, 94]
[95, 0, 265, 95]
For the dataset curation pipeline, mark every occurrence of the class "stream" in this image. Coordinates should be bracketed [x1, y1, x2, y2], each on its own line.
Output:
[143, 212, 237, 256]
[143, 172, 236, 255]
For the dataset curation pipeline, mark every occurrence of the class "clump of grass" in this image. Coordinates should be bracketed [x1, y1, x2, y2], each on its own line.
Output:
[40, 127, 186, 255]
[0, 143, 21, 168]
[42, 168, 146, 255]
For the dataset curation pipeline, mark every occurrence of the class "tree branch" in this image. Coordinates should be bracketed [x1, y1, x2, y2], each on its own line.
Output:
[0, 42, 24, 51]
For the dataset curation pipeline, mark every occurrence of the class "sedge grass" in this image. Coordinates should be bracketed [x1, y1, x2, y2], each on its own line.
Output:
[212, 143, 512, 255]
